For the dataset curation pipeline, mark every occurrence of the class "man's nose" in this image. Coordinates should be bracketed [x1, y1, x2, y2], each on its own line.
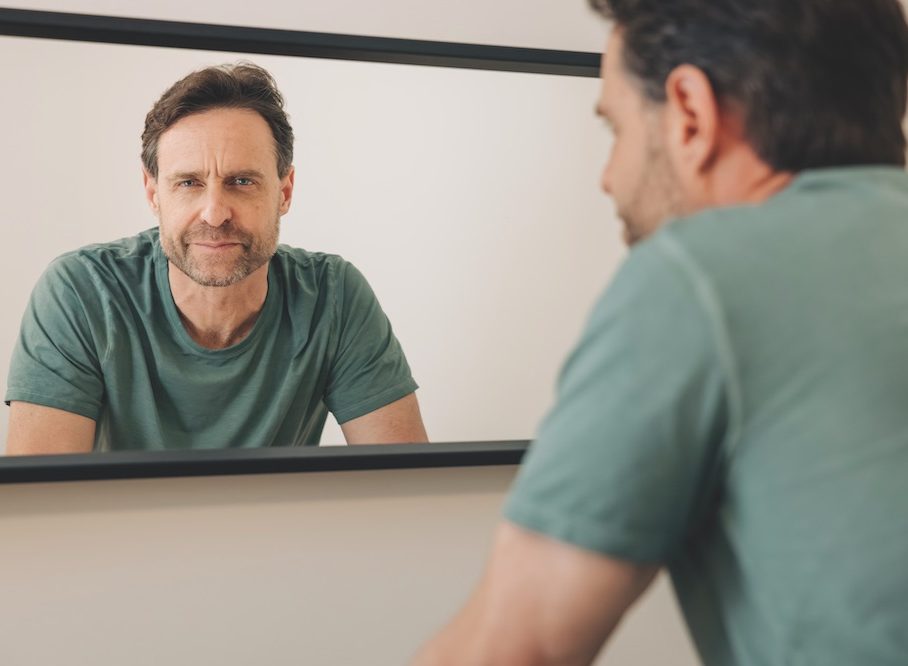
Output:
[200, 186, 231, 227]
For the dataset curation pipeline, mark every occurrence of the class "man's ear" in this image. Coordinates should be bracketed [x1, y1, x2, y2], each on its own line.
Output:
[663, 64, 721, 176]
[142, 168, 160, 216]
[279, 166, 295, 215]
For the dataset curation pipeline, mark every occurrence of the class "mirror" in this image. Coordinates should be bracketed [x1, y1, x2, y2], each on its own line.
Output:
[0, 29, 623, 453]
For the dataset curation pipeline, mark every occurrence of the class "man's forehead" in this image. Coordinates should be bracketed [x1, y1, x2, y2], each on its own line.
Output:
[596, 66, 618, 120]
[601, 31, 624, 84]
[158, 108, 273, 150]
[597, 32, 638, 116]
[156, 108, 277, 172]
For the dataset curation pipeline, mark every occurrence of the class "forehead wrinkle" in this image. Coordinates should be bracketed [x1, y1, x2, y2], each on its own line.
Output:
[159, 146, 269, 180]
[156, 108, 278, 178]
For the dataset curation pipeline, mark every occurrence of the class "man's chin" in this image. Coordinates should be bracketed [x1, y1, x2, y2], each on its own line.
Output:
[175, 258, 246, 288]
[621, 223, 645, 246]
[620, 216, 662, 246]
[183, 270, 241, 288]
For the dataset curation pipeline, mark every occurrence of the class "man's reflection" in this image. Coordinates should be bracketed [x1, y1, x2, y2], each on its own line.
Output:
[4, 62, 428, 454]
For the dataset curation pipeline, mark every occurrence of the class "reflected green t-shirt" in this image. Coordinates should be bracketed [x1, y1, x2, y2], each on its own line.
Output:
[505, 167, 908, 665]
[5, 228, 417, 450]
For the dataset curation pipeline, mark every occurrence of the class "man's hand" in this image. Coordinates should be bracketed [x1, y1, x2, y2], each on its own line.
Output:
[6, 402, 95, 455]
[411, 521, 659, 665]
[340, 393, 428, 444]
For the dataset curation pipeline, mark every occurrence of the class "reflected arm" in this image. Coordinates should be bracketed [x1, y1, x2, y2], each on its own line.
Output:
[6, 402, 95, 455]
[411, 521, 658, 666]
[340, 392, 428, 445]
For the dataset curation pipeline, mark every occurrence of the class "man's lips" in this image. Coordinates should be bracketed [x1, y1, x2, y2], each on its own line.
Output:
[192, 241, 243, 250]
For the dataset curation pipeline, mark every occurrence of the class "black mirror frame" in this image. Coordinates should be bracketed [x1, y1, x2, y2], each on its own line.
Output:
[0, 7, 599, 483]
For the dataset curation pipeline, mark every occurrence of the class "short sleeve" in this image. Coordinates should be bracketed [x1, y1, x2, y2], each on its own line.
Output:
[5, 256, 107, 420]
[504, 233, 734, 563]
[325, 262, 418, 424]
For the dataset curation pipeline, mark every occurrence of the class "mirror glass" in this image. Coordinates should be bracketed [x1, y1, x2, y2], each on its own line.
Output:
[0, 34, 624, 451]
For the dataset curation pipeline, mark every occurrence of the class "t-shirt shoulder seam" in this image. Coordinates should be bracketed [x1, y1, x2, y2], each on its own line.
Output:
[652, 232, 744, 459]
[82, 255, 115, 365]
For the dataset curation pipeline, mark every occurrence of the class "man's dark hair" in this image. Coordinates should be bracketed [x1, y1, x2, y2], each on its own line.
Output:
[142, 62, 294, 178]
[590, 0, 908, 170]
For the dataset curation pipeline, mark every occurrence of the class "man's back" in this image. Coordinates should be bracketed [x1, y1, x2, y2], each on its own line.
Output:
[505, 166, 908, 665]
[652, 166, 905, 663]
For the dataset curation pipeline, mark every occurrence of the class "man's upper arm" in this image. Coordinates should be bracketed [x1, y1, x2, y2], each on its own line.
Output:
[6, 257, 106, 415]
[326, 261, 420, 427]
[6, 402, 96, 455]
[505, 233, 733, 563]
[412, 521, 658, 665]
[414, 234, 732, 665]
[340, 392, 428, 444]
[5, 256, 106, 454]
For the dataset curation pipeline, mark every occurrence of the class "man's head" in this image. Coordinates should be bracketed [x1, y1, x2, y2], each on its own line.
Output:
[591, 0, 908, 244]
[141, 63, 295, 287]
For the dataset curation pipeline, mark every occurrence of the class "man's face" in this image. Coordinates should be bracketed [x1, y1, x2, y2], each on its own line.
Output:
[145, 107, 293, 287]
[597, 32, 683, 245]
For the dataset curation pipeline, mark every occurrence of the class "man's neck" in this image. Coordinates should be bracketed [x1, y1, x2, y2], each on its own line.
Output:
[168, 262, 269, 350]
[702, 140, 796, 210]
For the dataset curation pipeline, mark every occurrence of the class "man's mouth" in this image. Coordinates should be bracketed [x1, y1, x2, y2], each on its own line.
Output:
[192, 241, 244, 251]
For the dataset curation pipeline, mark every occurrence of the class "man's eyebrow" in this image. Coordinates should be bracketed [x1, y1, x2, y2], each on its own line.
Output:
[165, 170, 267, 182]
[228, 170, 266, 180]
[166, 171, 202, 183]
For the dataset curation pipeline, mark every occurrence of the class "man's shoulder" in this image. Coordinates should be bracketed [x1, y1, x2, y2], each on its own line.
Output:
[669, 166, 908, 247]
[50, 228, 159, 281]
[273, 243, 344, 270]
[24, 230, 159, 333]
[659, 166, 908, 283]
[271, 244, 358, 291]
[270, 246, 382, 329]
[274, 243, 345, 270]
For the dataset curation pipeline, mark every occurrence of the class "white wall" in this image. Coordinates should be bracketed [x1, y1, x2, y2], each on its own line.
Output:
[0, 467, 696, 666]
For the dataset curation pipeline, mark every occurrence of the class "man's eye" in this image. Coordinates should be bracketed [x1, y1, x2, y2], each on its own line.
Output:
[234, 177, 254, 186]
[177, 180, 197, 187]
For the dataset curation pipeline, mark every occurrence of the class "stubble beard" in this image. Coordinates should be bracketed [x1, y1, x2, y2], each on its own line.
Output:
[161, 218, 280, 287]
[619, 122, 683, 246]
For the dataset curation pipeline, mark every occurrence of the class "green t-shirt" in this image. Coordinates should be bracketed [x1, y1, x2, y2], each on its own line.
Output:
[5, 228, 418, 450]
[505, 166, 908, 665]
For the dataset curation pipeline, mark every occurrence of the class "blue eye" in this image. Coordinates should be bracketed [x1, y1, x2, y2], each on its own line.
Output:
[234, 177, 254, 186]
[178, 179, 197, 187]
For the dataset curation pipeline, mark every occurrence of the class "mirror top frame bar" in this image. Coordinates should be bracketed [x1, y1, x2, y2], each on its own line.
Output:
[0, 7, 601, 77]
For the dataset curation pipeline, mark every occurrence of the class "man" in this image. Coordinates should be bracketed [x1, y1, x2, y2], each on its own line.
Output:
[415, 0, 908, 664]
[5, 63, 427, 453]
